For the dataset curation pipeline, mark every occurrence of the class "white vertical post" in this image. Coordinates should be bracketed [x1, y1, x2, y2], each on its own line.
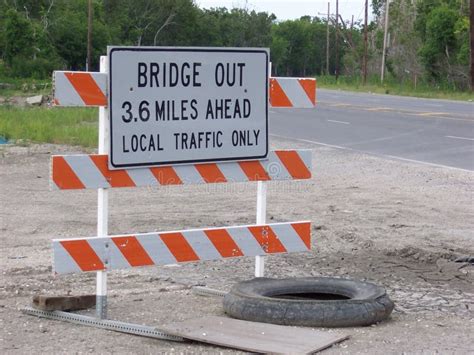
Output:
[255, 181, 267, 277]
[96, 55, 109, 319]
[255, 59, 271, 278]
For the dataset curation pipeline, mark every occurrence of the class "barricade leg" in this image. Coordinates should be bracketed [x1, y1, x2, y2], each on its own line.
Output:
[96, 56, 109, 319]
[255, 61, 270, 277]
[255, 181, 267, 277]
[96, 188, 108, 319]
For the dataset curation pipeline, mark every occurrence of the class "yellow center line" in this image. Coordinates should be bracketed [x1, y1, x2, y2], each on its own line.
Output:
[365, 107, 392, 111]
[405, 113, 472, 122]
[415, 112, 450, 116]
[329, 103, 351, 107]
[317, 101, 473, 122]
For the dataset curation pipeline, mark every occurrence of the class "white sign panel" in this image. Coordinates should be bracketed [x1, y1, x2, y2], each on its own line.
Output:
[108, 47, 268, 169]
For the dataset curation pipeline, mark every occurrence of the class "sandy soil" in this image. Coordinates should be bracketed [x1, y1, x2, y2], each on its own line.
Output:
[1, 137, 473, 354]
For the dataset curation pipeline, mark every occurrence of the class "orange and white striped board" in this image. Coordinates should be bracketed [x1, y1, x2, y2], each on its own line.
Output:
[269, 77, 316, 108]
[53, 71, 107, 106]
[53, 221, 311, 274]
[51, 150, 311, 190]
[53, 71, 316, 108]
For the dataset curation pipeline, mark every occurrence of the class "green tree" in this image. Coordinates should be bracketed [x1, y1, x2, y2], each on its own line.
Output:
[419, 6, 457, 76]
[3, 9, 35, 66]
[386, 0, 422, 82]
[49, 0, 110, 70]
[272, 19, 312, 76]
[414, 0, 469, 87]
[270, 33, 289, 75]
[0, 0, 468, 88]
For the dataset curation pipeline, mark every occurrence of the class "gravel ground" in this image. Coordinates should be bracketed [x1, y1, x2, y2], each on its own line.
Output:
[1, 136, 473, 354]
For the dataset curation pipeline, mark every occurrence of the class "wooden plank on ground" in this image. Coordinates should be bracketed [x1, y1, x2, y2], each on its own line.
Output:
[32, 294, 96, 311]
[160, 316, 349, 354]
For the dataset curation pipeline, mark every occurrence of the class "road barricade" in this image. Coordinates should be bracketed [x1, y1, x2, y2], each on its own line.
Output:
[269, 77, 316, 108]
[24, 52, 314, 342]
[53, 71, 316, 108]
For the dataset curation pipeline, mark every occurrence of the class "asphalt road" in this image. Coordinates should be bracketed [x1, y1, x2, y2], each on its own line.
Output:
[269, 89, 474, 171]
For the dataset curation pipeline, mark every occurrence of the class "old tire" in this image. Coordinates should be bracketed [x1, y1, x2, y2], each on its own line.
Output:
[223, 277, 394, 327]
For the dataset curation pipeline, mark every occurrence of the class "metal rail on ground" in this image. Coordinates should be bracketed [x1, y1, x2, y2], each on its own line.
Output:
[21, 307, 184, 342]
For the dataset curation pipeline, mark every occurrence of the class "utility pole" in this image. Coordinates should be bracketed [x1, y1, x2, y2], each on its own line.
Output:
[363, 0, 368, 84]
[470, 0, 473, 91]
[87, 0, 93, 71]
[381, 0, 390, 83]
[335, 0, 339, 81]
[326, 2, 330, 75]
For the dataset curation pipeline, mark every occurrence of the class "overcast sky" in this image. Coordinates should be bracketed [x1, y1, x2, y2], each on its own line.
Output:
[195, 0, 370, 23]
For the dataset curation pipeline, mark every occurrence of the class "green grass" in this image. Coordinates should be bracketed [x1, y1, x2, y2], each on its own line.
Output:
[0, 77, 52, 97]
[0, 106, 98, 147]
[316, 75, 474, 101]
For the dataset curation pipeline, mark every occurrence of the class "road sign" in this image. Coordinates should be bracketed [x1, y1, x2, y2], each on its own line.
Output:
[108, 47, 269, 169]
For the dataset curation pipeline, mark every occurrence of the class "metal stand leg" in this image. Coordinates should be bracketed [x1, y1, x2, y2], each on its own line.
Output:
[96, 55, 109, 319]
[255, 181, 267, 277]
[22, 307, 184, 341]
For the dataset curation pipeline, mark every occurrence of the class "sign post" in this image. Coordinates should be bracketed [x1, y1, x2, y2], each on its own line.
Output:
[255, 61, 271, 277]
[96, 56, 108, 319]
[255, 181, 267, 277]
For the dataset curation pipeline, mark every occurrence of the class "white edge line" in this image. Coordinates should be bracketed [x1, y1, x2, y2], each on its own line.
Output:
[327, 119, 350, 125]
[270, 133, 473, 173]
[445, 135, 474, 141]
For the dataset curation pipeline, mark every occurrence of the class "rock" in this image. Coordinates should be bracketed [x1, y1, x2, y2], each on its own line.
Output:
[8, 96, 27, 107]
[313, 225, 327, 231]
[26, 95, 43, 106]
